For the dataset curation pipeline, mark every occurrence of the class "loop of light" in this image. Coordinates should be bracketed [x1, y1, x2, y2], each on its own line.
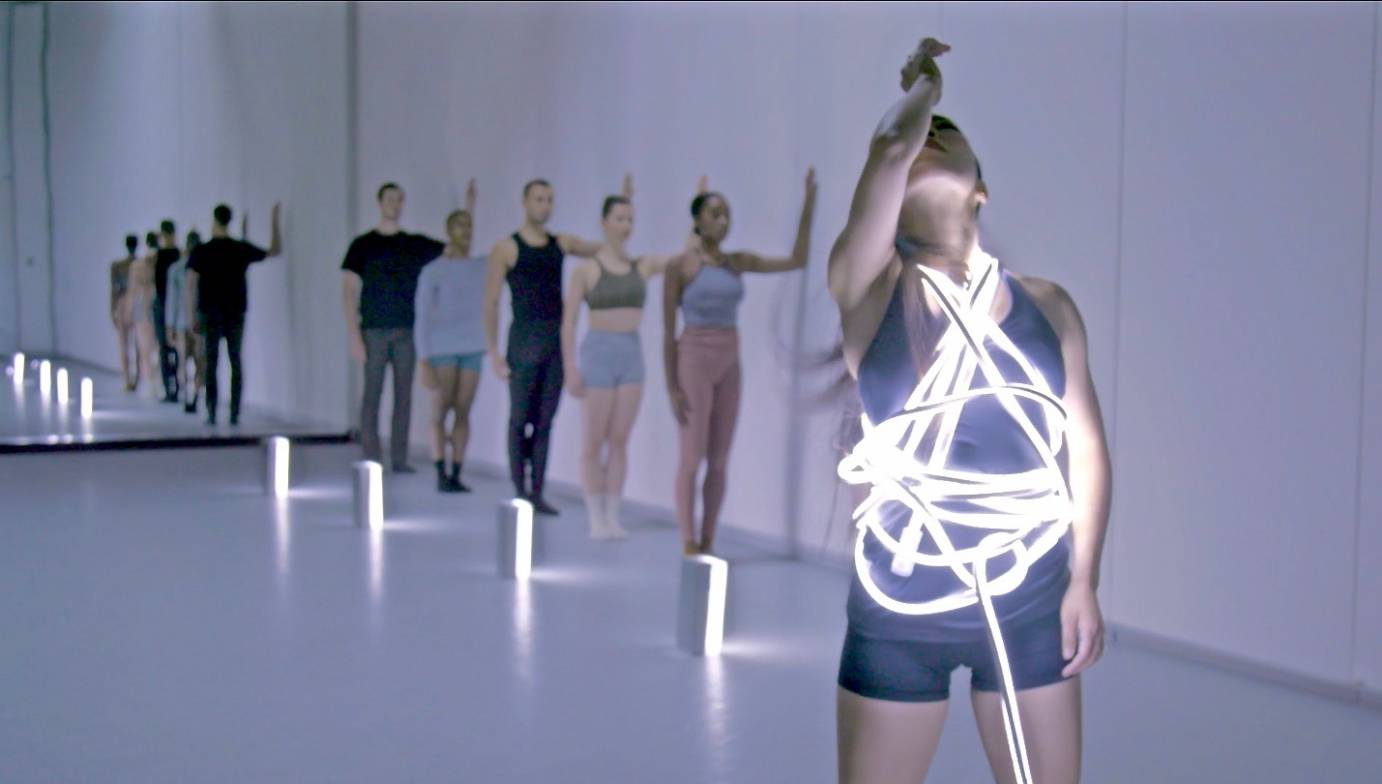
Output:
[837, 249, 1074, 784]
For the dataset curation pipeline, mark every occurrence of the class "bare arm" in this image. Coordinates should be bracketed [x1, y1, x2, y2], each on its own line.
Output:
[732, 167, 818, 274]
[561, 262, 591, 397]
[109, 262, 122, 321]
[828, 39, 947, 313]
[341, 271, 364, 362]
[463, 178, 476, 215]
[1035, 281, 1112, 677]
[484, 238, 517, 379]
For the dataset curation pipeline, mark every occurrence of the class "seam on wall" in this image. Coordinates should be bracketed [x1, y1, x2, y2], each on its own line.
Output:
[1104, 0, 1131, 625]
[1349, 0, 1380, 692]
[6, 3, 21, 348]
[40, 1, 55, 353]
[344, 0, 360, 429]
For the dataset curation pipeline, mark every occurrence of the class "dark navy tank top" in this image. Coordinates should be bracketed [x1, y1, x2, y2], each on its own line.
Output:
[846, 267, 1071, 641]
[509, 232, 564, 323]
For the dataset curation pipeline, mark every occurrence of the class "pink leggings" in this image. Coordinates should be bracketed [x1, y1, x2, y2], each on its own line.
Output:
[675, 327, 741, 548]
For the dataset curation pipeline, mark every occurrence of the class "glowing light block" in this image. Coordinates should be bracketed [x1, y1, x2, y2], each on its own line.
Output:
[352, 461, 384, 530]
[265, 437, 290, 497]
[39, 361, 51, 395]
[80, 378, 93, 418]
[11, 353, 23, 384]
[56, 368, 69, 403]
[677, 554, 729, 657]
[497, 499, 536, 580]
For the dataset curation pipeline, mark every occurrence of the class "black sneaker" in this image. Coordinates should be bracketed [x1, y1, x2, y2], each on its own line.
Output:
[448, 468, 471, 494]
[528, 496, 559, 516]
[438, 474, 462, 493]
[184, 401, 196, 415]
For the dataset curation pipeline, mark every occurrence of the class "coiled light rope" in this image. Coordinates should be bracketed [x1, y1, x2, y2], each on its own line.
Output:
[837, 248, 1073, 784]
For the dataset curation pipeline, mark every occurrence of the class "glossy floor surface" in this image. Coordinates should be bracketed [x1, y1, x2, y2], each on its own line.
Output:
[2, 444, 1379, 782]
[2, 356, 341, 449]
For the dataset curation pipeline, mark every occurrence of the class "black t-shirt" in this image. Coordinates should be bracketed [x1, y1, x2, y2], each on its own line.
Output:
[155, 247, 181, 301]
[187, 237, 269, 321]
[341, 230, 445, 329]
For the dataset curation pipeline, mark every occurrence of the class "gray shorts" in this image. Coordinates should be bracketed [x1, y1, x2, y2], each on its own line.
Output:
[579, 330, 644, 388]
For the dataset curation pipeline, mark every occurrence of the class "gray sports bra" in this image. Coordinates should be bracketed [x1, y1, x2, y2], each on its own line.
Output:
[586, 257, 646, 311]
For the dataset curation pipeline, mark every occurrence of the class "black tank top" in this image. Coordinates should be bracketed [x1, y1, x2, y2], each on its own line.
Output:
[508, 232, 564, 322]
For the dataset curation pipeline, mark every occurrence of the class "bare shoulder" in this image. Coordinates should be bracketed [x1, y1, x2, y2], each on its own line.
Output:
[490, 236, 518, 268]
[1011, 273, 1084, 340]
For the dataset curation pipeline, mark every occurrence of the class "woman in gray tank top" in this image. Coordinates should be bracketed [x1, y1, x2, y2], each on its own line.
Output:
[561, 176, 688, 540]
[662, 169, 817, 556]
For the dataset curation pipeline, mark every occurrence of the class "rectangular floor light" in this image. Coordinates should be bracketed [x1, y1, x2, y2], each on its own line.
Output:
[497, 499, 536, 580]
[352, 461, 383, 530]
[265, 437, 290, 497]
[677, 555, 729, 656]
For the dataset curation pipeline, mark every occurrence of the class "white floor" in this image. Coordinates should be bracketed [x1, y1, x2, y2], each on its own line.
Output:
[2, 443, 1379, 783]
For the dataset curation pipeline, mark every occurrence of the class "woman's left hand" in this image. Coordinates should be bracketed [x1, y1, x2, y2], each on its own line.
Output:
[1059, 581, 1105, 678]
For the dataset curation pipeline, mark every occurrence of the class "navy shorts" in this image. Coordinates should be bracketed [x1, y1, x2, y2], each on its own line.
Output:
[837, 609, 1071, 702]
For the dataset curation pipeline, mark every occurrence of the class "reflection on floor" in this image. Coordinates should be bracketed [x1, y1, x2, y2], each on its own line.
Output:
[1, 355, 343, 448]
[1, 443, 1379, 782]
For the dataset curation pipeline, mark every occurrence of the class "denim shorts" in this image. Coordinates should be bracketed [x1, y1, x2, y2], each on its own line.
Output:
[579, 330, 643, 388]
[428, 352, 485, 372]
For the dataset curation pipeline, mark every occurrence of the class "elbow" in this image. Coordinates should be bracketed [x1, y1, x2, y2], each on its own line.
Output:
[868, 130, 915, 167]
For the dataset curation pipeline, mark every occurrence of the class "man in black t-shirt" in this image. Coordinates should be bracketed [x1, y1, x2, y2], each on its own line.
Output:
[186, 202, 282, 426]
[154, 219, 182, 402]
[341, 182, 444, 471]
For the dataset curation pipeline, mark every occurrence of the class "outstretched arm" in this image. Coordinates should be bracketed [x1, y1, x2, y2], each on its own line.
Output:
[731, 167, 818, 274]
[827, 38, 948, 313]
[557, 174, 635, 258]
[561, 263, 590, 398]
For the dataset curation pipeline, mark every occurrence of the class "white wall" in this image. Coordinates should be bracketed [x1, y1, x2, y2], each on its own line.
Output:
[7, 1, 54, 354]
[25, 0, 1382, 695]
[44, 0, 351, 426]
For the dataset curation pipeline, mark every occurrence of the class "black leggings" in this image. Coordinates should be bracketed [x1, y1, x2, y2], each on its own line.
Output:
[507, 319, 563, 497]
[203, 317, 245, 421]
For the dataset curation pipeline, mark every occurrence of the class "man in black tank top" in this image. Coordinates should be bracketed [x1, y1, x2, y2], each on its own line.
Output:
[482, 179, 612, 514]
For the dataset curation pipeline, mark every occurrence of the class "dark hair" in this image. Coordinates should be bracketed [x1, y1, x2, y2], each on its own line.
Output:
[145, 231, 159, 248]
[160, 219, 176, 235]
[186, 230, 202, 251]
[377, 182, 402, 202]
[212, 204, 233, 227]
[124, 234, 138, 253]
[690, 191, 725, 221]
[445, 209, 471, 227]
[601, 195, 630, 219]
[523, 179, 552, 198]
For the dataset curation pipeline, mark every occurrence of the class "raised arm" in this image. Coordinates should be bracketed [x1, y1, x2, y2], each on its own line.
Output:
[463, 177, 477, 216]
[827, 38, 947, 313]
[266, 202, 282, 258]
[561, 263, 592, 398]
[484, 238, 517, 380]
[662, 254, 690, 425]
[731, 167, 818, 274]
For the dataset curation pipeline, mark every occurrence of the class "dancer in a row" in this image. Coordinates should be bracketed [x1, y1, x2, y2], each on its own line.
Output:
[484, 179, 610, 515]
[414, 179, 485, 493]
[663, 169, 818, 555]
[560, 175, 690, 539]
[187, 202, 283, 426]
[109, 234, 140, 391]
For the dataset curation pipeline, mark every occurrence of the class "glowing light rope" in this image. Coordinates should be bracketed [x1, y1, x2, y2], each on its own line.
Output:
[837, 248, 1073, 784]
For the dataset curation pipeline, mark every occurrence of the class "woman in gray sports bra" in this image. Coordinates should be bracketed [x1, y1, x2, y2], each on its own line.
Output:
[561, 181, 686, 540]
[662, 169, 817, 556]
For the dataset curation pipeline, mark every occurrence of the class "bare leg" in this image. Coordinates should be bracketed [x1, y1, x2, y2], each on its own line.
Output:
[430, 365, 460, 462]
[971, 677, 1082, 784]
[837, 688, 948, 784]
[115, 321, 133, 388]
[135, 320, 159, 398]
[452, 368, 480, 467]
[605, 382, 643, 498]
[700, 359, 741, 553]
[580, 386, 616, 497]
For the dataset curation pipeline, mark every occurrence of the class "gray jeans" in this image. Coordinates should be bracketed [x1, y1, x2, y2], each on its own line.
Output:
[361, 327, 416, 466]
